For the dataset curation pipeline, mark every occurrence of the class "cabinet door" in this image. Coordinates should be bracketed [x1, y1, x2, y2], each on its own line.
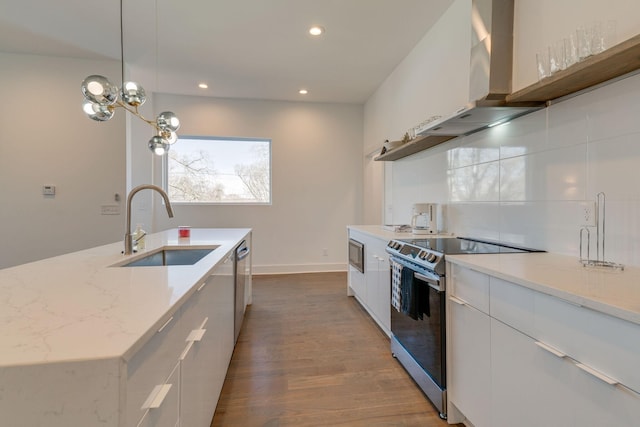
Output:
[448, 296, 491, 427]
[490, 318, 573, 427]
[136, 362, 180, 427]
[126, 312, 184, 427]
[348, 266, 366, 300]
[374, 253, 391, 333]
[180, 258, 235, 427]
[364, 239, 378, 309]
[570, 359, 640, 426]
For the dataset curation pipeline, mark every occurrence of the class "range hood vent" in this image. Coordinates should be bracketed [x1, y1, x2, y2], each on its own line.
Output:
[377, 0, 544, 161]
[416, 0, 544, 138]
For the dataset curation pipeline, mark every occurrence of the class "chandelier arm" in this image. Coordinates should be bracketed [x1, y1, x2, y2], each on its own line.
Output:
[114, 100, 162, 131]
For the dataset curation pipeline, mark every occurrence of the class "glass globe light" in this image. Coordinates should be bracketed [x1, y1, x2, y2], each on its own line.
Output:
[82, 100, 114, 121]
[121, 81, 146, 106]
[156, 111, 180, 132]
[148, 135, 169, 155]
[81, 75, 118, 105]
[163, 131, 178, 145]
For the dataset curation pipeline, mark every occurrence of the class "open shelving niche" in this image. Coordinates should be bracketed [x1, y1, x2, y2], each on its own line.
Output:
[375, 33, 640, 162]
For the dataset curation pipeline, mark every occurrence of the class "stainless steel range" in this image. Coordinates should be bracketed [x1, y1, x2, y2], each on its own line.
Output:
[386, 237, 543, 419]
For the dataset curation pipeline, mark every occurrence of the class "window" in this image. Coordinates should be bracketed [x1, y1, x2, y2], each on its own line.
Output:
[165, 136, 271, 204]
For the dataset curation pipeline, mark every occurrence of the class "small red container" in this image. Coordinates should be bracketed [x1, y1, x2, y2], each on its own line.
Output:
[178, 226, 191, 238]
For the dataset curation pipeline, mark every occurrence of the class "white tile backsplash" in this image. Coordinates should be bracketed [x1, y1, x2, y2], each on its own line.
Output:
[587, 132, 640, 201]
[389, 72, 640, 267]
[497, 107, 549, 158]
[449, 162, 500, 202]
[500, 145, 587, 202]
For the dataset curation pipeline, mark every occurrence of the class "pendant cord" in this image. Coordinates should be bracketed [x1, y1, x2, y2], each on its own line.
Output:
[120, 0, 125, 86]
[155, 0, 159, 91]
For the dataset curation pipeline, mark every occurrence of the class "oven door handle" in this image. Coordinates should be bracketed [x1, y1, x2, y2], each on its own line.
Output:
[389, 255, 444, 292]
[414, 272, 445, 293]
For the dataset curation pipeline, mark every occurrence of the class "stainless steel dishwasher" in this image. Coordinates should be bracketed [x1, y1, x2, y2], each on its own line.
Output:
[234, 240, 250, 343]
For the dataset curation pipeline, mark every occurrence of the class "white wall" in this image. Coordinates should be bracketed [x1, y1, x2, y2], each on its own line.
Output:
[363, 0, 640, 267]
[148, 94, 363, 274]
[363, 0, 471, 225]
[0, 53, 126, 269]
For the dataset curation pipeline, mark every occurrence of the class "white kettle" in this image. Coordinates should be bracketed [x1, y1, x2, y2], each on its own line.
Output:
[411, 203, 437, 234]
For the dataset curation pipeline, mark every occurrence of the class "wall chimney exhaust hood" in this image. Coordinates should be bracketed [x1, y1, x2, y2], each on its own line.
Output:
[415, 0, 544, 136]
[377, 0, 545, 161]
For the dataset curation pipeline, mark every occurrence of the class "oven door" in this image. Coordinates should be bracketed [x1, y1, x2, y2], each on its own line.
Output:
[390, 256, 446, 390]
[391, 273, 446, 389]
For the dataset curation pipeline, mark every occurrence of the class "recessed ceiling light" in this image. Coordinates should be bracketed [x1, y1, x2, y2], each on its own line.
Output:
[198, 83, 208, 89]
[299, 89, 308, 95]
[309, 26, 324, 36]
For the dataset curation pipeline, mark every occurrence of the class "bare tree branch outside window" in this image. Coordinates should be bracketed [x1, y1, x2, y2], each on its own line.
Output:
[166, 137, 271, 204]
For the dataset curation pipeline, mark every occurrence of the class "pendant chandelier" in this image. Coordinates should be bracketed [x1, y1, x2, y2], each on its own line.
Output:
[80, 0, 179, 156]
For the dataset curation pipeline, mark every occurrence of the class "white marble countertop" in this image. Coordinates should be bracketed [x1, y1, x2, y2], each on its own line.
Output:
[0, 228, 250, 367]
[447, 252, 640, 326]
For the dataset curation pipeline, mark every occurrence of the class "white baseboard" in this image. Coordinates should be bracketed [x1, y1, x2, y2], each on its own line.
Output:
[253, 263, 347, 275]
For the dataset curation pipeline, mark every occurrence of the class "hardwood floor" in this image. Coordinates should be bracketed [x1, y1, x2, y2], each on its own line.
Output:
[212, 272, 460, 427]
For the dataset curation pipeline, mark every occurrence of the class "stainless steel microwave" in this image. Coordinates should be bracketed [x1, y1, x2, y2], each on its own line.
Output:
[348, 238, 364, 273]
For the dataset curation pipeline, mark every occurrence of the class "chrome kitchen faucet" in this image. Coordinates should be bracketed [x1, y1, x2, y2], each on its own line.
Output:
[124, 184, 174, 255]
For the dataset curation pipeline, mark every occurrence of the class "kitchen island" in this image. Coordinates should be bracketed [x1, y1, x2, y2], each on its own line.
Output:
[0, 228, 251, 426]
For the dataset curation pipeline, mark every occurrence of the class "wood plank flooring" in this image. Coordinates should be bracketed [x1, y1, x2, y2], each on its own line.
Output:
[212, 272, 461, 427]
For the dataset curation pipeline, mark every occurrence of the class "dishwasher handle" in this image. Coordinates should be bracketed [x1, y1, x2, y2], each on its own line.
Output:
[236, 244, 250, 261]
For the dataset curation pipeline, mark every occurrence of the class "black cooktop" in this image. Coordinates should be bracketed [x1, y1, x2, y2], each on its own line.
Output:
[398, 237, 544, 255]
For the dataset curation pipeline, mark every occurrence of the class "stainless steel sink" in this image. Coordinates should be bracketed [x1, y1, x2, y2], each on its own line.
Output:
[117, 247, 217, 267]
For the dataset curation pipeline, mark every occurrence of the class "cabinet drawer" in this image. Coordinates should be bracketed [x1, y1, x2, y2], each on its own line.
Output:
[135, 361, 180, 427]
[489, 277, 535, 337]
[125, 312, 184, 426]
[534, 292, 640, 393]
[449, 264, 489, 314]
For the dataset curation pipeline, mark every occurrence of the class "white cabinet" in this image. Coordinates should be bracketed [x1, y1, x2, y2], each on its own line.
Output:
[447, 264, 491, 427]
[126, 253, 236, 427]
[135, 362, 181, 427]
[447, 262, 640, 427]
[366, 238, 390, 334]
[180, 259, 235, 427]
[347, 230, 391, 335]
[348, 265, 366, 300]
[490, 318, 574, 427]
[126, 313, 184, 426]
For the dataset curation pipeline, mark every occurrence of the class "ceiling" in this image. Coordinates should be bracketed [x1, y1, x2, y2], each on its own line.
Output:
[0, 0, 454, 104]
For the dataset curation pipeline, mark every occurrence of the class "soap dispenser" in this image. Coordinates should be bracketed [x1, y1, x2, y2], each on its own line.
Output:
[134, 224, 146, 250]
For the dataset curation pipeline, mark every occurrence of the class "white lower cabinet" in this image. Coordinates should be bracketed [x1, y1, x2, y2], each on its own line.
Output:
[448, 264, 491, 427]
[136, 362, 180, 427]
[126, 312, 184, 427]
[570, 359, 640, 426]
[448, 262, 640, 427]
[180, 265, 234, 427]
[127, 254, 236, 427]
[347, 230, 390, 334]
[367, 248, 390, 333]
[348, 265, 365, 300]
[448, 296, 490, 427]
[490, 318, 574, 427]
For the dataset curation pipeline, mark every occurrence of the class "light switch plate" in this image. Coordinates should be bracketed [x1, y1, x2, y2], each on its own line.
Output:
[101, 205, 120, 215]
[42, 185, 56, 196]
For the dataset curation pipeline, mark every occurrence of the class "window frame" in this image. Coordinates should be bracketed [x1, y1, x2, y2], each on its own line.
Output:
[162, 135, 273, 206]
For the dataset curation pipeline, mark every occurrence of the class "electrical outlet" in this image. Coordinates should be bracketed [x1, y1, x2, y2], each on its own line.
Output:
[322, 248, 328, 256]
[580, 201, 596, 227]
